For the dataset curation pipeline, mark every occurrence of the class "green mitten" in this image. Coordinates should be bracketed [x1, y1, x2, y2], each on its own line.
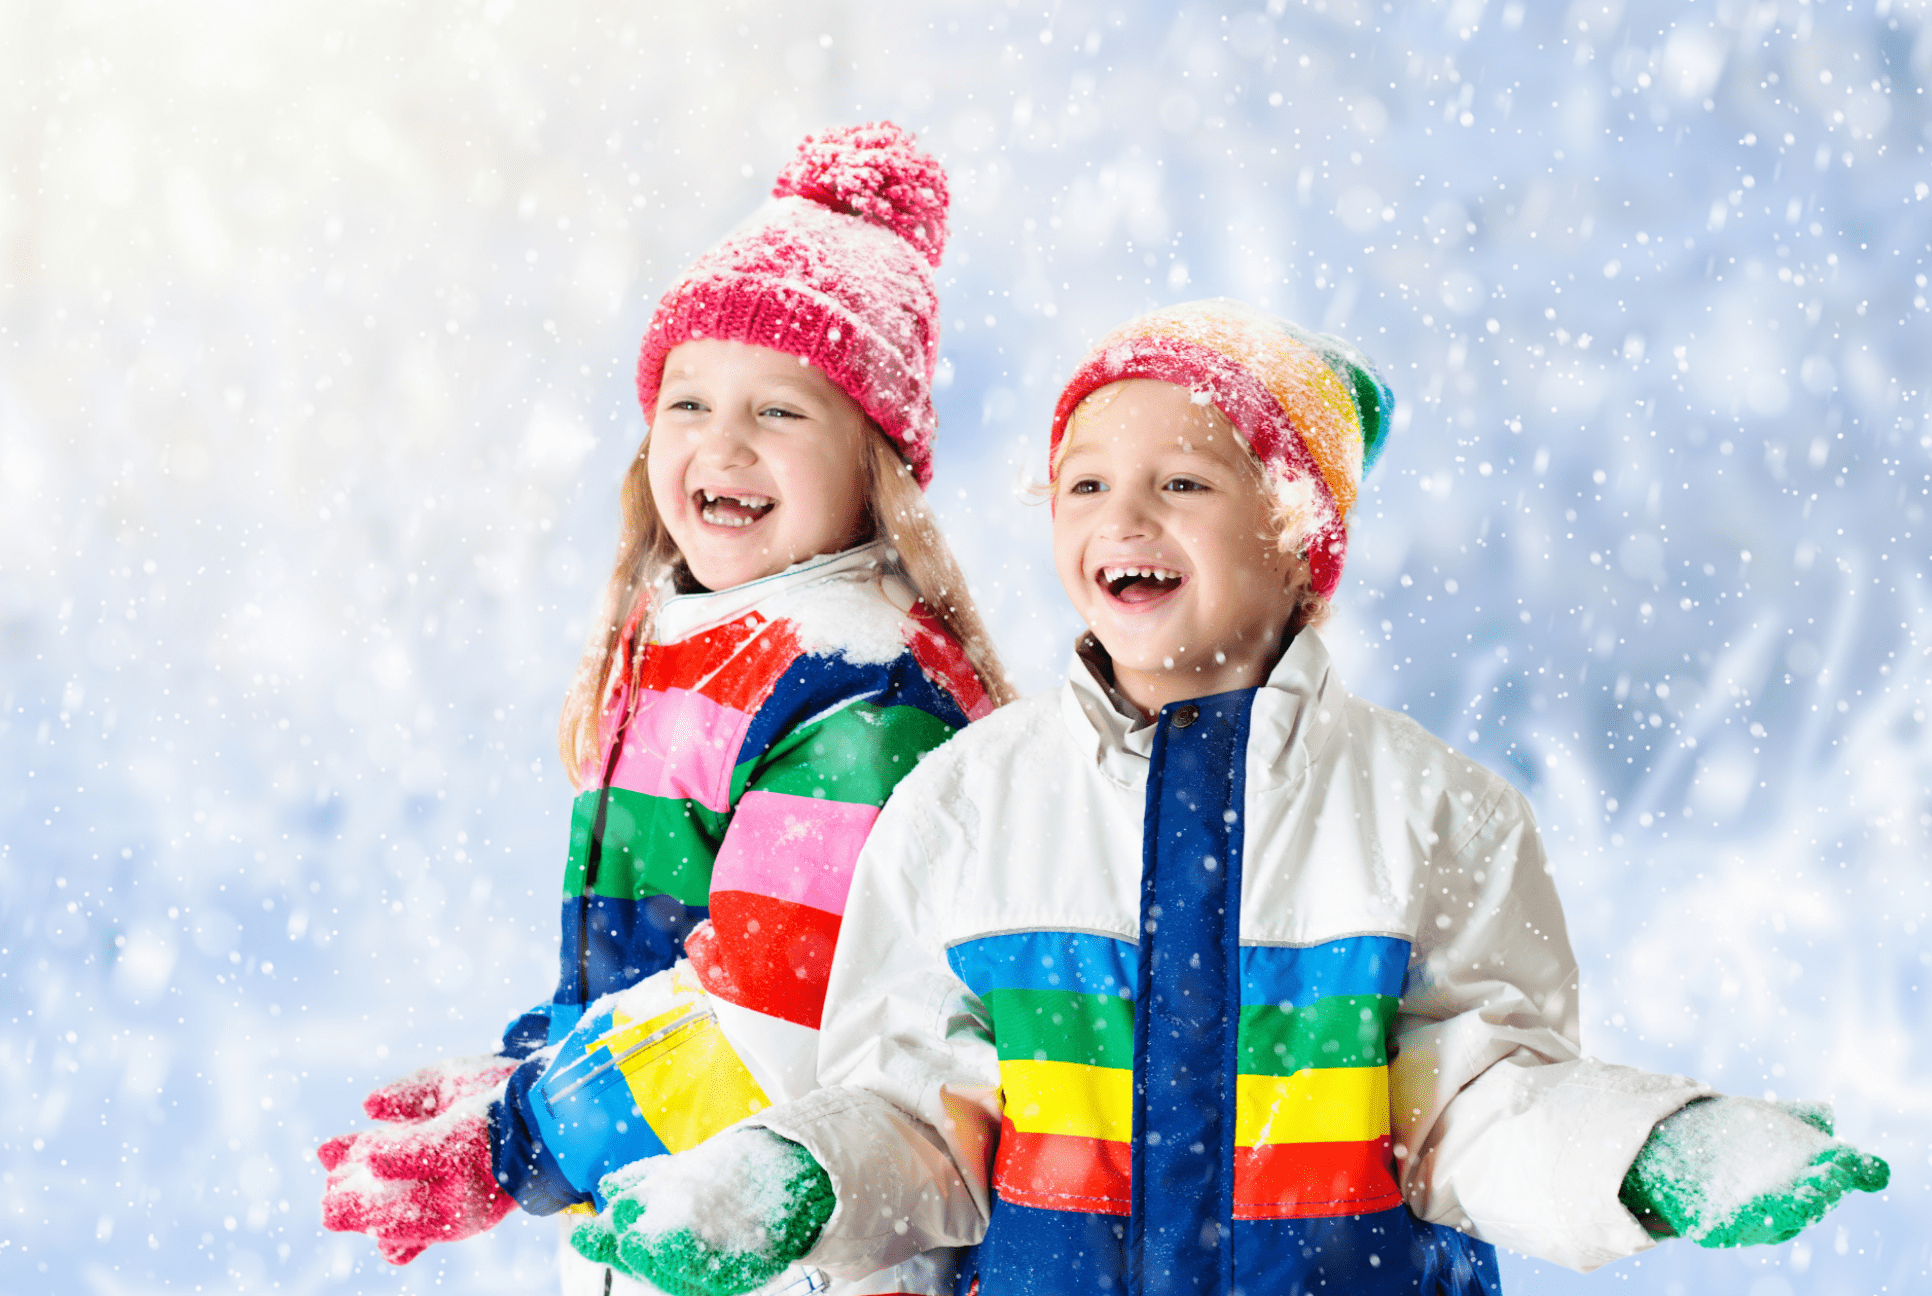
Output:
[569, 1129, 836, 1296]
[568, 1155, 659, 1268]
[1619, 1096, 1889, 1247]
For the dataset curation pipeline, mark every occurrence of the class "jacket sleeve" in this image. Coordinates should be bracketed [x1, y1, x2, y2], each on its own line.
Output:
[492, 965, 774, 1214]
[746, 766, 1000, 1280]
[1390, 777, 1713, 1272]
[498, 1002, 559, 1059]
[685, 649, 970, 1044]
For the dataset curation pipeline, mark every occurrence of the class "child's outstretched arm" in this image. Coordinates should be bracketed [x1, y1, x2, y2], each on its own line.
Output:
[1389, 764, 1886, 1269]
[1619, 1097, 1888, 1246]
[1388, 773, 1710, 1269]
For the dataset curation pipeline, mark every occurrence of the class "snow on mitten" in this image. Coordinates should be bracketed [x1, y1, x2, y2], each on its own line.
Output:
[569, 1129, 835, 1296]
[361, 1054, 518, 1123]
[1618, 1095, 1889, 1247]
[318, 1091, 516, 1264]
[568, 1157, 661, 1270]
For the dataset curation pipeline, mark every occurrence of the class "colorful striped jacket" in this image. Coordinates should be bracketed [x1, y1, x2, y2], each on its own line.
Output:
[755, 631, 1711, 1293]
[488, 546, 989, 1241]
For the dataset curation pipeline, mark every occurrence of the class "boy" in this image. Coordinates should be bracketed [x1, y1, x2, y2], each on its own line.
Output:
[568, 301, 1886, 1295]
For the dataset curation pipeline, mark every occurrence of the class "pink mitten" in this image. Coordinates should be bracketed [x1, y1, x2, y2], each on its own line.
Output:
[319, 1095, 515, 1263]
[361, 1055, 519, 1123]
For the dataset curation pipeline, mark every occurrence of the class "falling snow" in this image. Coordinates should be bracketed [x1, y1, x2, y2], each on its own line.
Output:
[2, 1, 1928, 1293]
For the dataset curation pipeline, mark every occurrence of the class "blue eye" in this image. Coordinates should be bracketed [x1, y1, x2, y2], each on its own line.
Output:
[760, 405, 803, 420]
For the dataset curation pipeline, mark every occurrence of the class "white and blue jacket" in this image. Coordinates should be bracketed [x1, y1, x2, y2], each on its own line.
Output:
[753, 631, 1711, 1294]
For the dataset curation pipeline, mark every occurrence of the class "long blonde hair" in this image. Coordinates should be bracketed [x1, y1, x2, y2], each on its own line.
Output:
[557, 429, 1018, 786]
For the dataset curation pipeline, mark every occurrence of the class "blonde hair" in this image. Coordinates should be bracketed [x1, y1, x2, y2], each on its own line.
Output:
[557, 428, 1018, 787]
[1054, 384, 1331, 636]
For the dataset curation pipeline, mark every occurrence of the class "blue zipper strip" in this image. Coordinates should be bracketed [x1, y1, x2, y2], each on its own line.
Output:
[1129, 689, 1255, 1296]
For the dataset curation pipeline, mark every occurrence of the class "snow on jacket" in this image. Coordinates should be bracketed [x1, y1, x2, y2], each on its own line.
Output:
[752, 630, 1713, 1294]
[486, 545, 987, 1283]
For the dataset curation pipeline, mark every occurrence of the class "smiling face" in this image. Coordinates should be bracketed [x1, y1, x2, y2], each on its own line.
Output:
[647, 338, 873, 592]
[1051, 379, 1304, 717]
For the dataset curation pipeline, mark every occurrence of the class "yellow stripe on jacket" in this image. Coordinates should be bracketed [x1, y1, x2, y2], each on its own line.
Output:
[592, 999, 771, 1154]
[1234, 1066, 1389, 1148]
[1000, 1059, 1134, 1143]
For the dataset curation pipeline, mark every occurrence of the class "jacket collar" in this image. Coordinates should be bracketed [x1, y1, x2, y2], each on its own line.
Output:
[652, 542, 893, 643]
[1060, 626, 1344, 791]
[1062, 634, 1159, 786]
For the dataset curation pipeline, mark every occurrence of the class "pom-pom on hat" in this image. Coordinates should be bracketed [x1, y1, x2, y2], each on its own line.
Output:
[1048, 299, 1394, 598]
[636, 122, 950, 488]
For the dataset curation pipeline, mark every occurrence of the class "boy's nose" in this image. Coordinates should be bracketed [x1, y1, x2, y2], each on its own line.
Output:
[1095, 485, 1159, 541]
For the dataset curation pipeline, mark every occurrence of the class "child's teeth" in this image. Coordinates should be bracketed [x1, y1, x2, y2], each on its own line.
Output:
[700, 491, 774, 527]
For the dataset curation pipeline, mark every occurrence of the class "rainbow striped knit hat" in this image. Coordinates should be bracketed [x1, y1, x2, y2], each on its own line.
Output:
[1048, 299, 1393, 599]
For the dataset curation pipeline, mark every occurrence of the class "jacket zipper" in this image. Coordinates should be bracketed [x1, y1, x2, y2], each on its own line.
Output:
[578, 686, 637, 1004]
[546, 1004, 711, 1103]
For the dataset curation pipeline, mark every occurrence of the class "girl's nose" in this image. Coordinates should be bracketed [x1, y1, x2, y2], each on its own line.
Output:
[691, 410, 758, 468]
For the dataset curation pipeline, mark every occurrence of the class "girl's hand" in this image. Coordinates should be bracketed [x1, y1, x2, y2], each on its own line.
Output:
[318, 1077, 516, 1263]
[569, 1128, 834, 1295]
[361, 1054, 519, 1123]
[1619, 1096, 1889, 1247]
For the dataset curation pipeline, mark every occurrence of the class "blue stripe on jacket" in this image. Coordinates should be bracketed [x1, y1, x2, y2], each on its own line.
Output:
[946, 929, 1137, 998]
[1238, 935, 1409, 1007]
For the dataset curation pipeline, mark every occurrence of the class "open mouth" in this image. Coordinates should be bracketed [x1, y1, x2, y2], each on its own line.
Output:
[1099, 564, 1185, 604]
[697, 489, 775, 529]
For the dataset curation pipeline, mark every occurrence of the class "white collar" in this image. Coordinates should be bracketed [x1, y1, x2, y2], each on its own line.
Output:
[1059, 628, 1342, 790]
[652, 542, 893, 643]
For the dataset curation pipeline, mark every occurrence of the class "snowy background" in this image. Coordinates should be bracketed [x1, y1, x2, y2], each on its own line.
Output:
[3, 0, 1928, 1291]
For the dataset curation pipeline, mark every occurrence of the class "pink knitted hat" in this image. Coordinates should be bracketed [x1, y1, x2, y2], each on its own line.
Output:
[1049, 300, 1394, 599]
[636, 122, 949, 488]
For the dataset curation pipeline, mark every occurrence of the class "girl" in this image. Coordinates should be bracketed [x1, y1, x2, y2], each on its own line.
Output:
[560, 301, 1886, 1296]
[316, 123, 1015, 1296]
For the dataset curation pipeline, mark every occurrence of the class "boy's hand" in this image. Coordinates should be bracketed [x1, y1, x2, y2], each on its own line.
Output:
[318, 1086, 515, 1263]
[1619, 1096, 1889, 1247]
[568, 1129, 835, 1296]
[361, 1054, 518, 1123]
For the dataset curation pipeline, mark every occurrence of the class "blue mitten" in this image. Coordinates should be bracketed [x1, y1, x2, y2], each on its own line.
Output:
[570, 1128, 835, 1296]
[1619, 1096, 1888, 1247]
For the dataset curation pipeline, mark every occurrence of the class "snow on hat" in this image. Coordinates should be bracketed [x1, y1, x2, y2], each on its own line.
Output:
[635, 121, 949, 488]
[1048, 299, 1394, 598]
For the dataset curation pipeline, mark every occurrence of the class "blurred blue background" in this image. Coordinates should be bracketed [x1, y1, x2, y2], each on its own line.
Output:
[2, 0, 1927, 1291]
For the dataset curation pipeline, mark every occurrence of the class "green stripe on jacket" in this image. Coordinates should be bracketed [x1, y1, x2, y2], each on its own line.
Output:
[562, 787, 725, 907]
[729, 700, 958, 808]
[983, 987, 1137, 1069]
[1236, 994, 1397, 1076]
